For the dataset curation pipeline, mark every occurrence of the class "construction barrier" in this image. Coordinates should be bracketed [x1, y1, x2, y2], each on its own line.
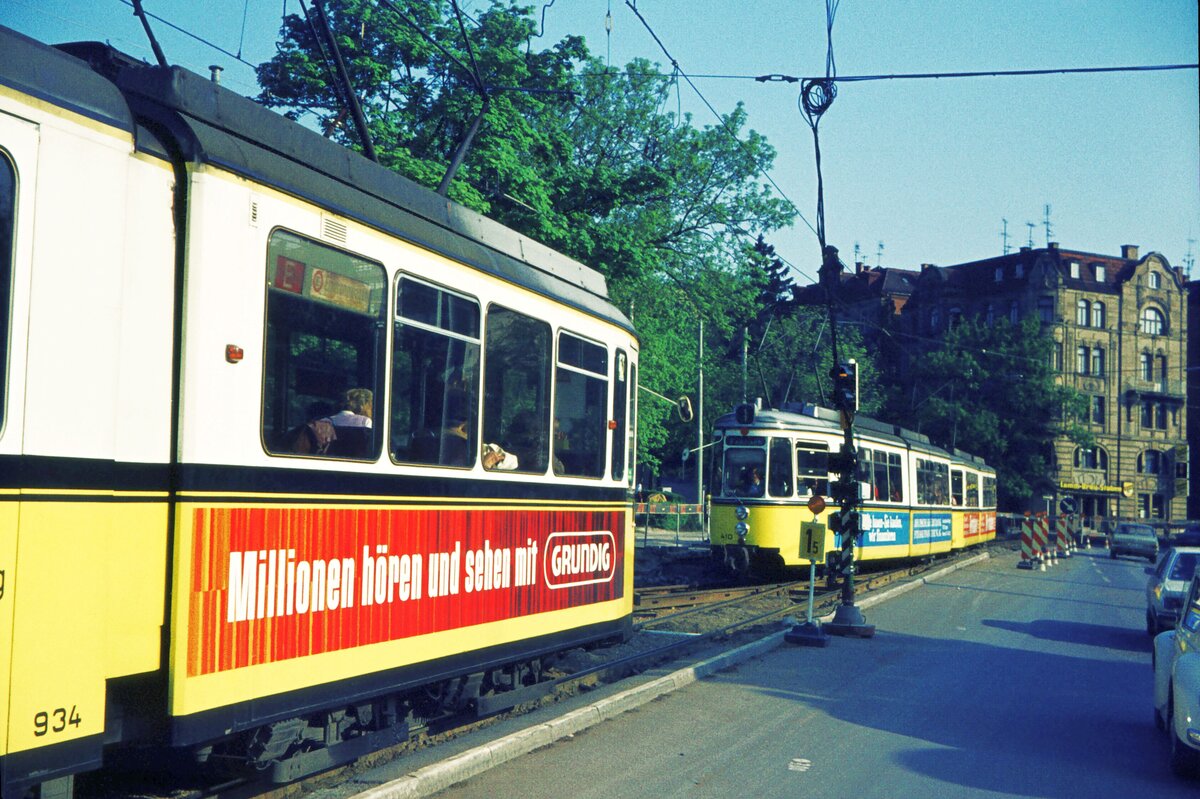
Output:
[1055, 515, 1072, 558]
[1019, 515, 1036, 568]
[1035, 514, 1053, 567]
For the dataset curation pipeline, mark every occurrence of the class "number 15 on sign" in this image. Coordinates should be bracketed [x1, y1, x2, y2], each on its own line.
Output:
[801, 522, 826, 561]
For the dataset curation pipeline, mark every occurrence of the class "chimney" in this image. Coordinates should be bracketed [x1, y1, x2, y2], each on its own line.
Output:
[1121, 244, 1139, 260]
[855, 261, 864, 275]
[1048, 241, 1058, 249]
[1019, 246, 1031, 253]
[920, 263, 934, 273]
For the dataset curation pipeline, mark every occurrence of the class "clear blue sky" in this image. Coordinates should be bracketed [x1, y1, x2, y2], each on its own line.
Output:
[5, 1, 1197, 285]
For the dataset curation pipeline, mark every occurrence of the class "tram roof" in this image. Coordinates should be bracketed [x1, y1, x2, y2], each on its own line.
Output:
[0, 25, 635, 336]
[714, 404, 991, 470]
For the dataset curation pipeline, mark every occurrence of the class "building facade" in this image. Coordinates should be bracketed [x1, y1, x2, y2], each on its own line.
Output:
[902, 243, 1188, 526]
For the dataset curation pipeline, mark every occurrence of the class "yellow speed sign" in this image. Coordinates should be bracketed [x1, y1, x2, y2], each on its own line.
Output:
[800, 522, 826, 561]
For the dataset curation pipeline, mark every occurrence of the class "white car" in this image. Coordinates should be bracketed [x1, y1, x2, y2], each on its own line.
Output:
[1147, 547, 1200, 635]
[1153, 574, 1200, 777]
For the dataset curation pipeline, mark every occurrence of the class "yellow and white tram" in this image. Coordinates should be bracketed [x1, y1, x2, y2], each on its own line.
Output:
[0, 27, 636, 798]
[709, 404, 996, 577]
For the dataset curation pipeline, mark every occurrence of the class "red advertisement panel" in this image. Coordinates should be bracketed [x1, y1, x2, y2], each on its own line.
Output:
[186, 507, 626, 676]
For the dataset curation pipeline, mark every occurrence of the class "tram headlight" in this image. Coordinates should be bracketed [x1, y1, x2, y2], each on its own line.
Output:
[735, 505, 749, 521]
[735, 521, 749, 542]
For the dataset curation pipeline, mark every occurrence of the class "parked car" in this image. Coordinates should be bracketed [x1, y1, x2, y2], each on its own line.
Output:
[1109, 522, 1159, 561]
[1166, 524, 1200, 548]
[1147, 547, 1200, 635]
[1153, 574, 1200, 776]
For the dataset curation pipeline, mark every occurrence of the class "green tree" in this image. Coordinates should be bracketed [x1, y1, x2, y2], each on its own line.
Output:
[897, 316, 1091, 509]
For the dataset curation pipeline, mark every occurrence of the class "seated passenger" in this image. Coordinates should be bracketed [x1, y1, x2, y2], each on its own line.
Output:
[323, 388, 373, 458]
[482, 442, 518, 471]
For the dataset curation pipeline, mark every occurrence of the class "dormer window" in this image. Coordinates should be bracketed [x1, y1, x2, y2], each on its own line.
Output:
[1094, 264, 1104, 282]
[1069, 261, 1080, 278]
[1015, 263, 1024, 278]
[1149, 271, 1161, 289]
[994, 267, 1003, 282]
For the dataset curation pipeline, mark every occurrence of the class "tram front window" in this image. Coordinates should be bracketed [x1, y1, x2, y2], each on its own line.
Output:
[722, 441, 766, 498]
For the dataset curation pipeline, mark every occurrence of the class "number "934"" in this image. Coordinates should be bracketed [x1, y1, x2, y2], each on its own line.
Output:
[34, 707, 81, 736]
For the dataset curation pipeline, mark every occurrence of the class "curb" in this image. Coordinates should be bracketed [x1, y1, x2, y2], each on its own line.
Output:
[352, 551, 992, 799]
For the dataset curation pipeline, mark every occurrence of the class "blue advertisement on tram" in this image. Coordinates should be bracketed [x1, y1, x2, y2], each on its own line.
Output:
[912, 512, 952, 543]
[858, 511, 910, 548]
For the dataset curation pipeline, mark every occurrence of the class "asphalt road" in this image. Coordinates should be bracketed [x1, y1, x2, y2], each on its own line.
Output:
[407, 547, 1191, 799]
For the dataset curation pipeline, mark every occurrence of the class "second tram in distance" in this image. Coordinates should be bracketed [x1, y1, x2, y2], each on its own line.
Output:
[709, 403, 997, 577]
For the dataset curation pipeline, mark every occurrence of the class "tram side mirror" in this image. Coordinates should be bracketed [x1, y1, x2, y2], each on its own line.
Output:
[677, 396, 695, 423]
[734, 403, 755, 426]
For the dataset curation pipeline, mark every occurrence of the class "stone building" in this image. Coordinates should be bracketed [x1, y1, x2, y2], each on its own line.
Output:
[903, 243, 1188, 525]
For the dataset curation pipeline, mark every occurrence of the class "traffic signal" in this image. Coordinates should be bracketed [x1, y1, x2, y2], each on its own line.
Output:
[829, 361, 858, 427]
[734, 403, 755, 426]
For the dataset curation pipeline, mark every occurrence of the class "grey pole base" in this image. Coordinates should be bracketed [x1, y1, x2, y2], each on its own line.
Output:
[785, 620, 831, 647]
[824, 602, 876, 637]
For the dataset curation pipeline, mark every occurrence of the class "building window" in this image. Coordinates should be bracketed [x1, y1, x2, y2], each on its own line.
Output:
[1141, 402, 1153, 428]
[1015, 263, 1024, 278]
[1091, 301, 1105, 328]
[1076, 299, 1089, 326]
[1069, 261, 1080, 279]
[1051, 342, 1062, 371]
[930, 308, 940, 331]
[1090, 347, 1104, 376]
[1076, 345, 1089, 375]
[1149, 271, 1161, 289]
[1141, 306, 1165, 335]
[1074, 447, 1107, 470]
[994, 267, 1003, 282]
[1158, 354, 1168, 381]
[1140, 494, 1166, 519]
[986, 303, 995, 326]
[1140, 450, 1163, 474]
[1091, 396, 1105, 425]
[1141, 353, 1153, 381]
[1037, 297, 1053, 322]
[1009, 300, 1019, 324]
[1156, 403, 1167, 429]
[948, 307, 962, 328]
[1094, 264, 1104, 282]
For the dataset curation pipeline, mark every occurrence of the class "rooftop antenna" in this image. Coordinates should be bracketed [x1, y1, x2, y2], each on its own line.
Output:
[853, 241, 862, 264]
[605, 0, 613, 68]
[1001, 218, 1010, 254]
[1026, 222, 1035, 248]
[1043, 204, 1053, 245]
[1185, 237, 1196, 278]
[876, 240, 884, 267]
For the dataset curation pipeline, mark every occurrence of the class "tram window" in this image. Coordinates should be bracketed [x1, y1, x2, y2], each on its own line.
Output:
[857, 447, 874, 497]
[262, 230, 386, 459]
[916, 458, 949, 505]
[610, 349, 629, 481]
[950, 469, 964, 506]
[872, 450, 903, 503]
[983, 476, 996, 508]
[768, 438, 793, 497]
[795, 441, 829, 498]
[391, 277, 480, 468]
[627, 362, 637, 485]
[482, 306, 551, 473]
[0, 152, 12, 432]
[553, 332, 608, 477]
[722, 445, 766, 498]
[964, 472, 979, 508]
